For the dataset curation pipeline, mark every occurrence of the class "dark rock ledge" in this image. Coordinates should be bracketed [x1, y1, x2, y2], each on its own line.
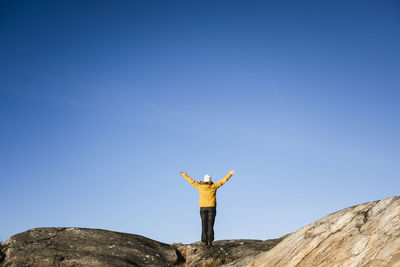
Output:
[1, 227, 178, 267]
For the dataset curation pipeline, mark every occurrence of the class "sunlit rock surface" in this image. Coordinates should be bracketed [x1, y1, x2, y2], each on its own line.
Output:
[246, 196, 400, 267]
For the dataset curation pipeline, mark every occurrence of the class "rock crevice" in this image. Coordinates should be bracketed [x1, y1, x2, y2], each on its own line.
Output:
[0, 242, 6, 265]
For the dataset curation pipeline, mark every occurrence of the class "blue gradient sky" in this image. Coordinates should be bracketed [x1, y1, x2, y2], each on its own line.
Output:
[1, 0, 399, 244]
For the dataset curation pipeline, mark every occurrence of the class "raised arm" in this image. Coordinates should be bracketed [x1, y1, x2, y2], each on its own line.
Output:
[214, 170, 235, 189]
[180, 171, 199, 189]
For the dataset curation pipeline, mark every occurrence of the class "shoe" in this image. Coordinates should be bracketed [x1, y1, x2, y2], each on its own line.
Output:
[207, 241, 213, 246]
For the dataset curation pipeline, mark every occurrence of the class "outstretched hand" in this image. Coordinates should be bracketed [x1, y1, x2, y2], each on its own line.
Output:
[180, 171, 185, 175]
[229, 170, 236, 175]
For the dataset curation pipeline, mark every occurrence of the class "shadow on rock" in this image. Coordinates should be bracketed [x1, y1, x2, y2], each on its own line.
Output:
[0, 243, 6, 265]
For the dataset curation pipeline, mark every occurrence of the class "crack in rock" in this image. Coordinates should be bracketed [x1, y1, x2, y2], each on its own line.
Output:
[0, 243, 6, 265]
[52, 253, 65, 267]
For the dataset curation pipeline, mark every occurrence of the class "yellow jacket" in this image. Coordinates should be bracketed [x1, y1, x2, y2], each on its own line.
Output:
[181, 172, 232, 207]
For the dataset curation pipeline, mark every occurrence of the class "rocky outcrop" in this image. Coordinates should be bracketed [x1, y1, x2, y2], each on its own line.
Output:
[1, 227, 179, 267]
[247, 196, 400, 267]
[3, 196, 400, 266]
[173, 237, 286, 267]
[0, 227, 285, 267]
[0, 227, 284, 267]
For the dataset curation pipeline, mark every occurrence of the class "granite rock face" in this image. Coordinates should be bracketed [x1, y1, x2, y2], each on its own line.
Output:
[173, 237, 285, 267]
[247, 196, 400, 267]
[1, 227, 179, 267]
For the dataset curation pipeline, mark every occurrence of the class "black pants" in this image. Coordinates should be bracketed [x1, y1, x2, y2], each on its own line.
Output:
[200, 207, 216, 243]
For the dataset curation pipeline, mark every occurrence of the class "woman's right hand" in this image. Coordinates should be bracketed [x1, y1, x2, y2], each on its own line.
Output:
[229, 170, 236, 175]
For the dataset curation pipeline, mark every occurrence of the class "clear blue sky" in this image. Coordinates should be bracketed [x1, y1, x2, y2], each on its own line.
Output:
[1, 0, 399, 244]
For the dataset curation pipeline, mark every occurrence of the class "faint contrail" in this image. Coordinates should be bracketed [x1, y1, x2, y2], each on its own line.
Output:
[271, 79, 290, 123]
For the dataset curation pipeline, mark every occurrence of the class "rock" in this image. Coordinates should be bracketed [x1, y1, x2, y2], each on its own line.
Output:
[173, 237, 285, 267]
[1, 227, 179, 267]
[4, 196, 400, 266]
[0, 242, 5, 264]
[247, 196, 400, 267]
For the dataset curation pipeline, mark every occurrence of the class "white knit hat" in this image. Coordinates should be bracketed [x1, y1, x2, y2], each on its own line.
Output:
[204, 174, 212, 182]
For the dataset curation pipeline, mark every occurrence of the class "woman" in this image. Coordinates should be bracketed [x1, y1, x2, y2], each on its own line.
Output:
[180, 170, 235, 246]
